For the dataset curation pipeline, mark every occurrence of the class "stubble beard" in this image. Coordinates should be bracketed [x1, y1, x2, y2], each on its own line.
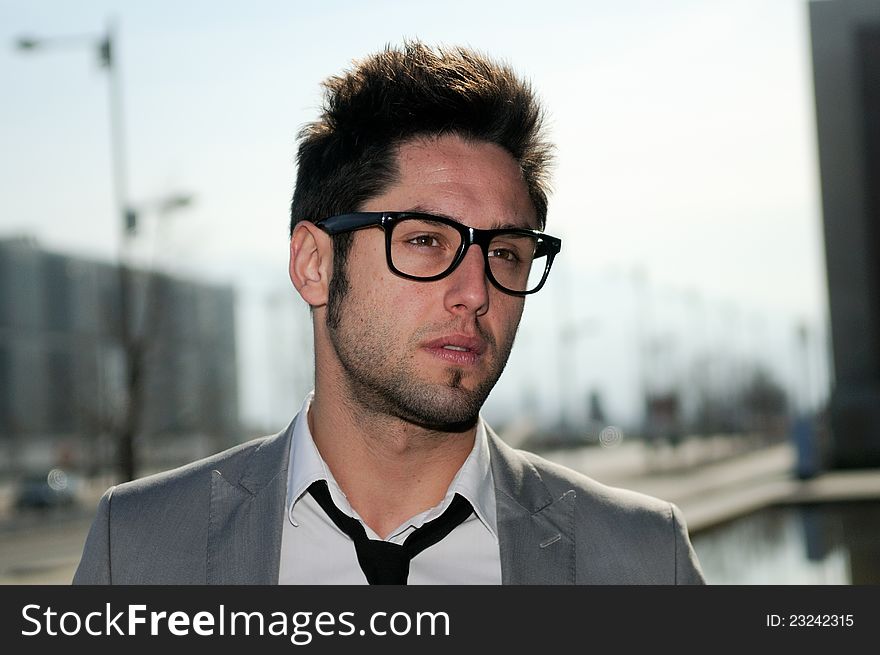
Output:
[325, 269, 518, 433]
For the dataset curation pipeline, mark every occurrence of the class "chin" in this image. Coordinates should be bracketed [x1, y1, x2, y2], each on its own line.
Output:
[391, 382, 485, 432]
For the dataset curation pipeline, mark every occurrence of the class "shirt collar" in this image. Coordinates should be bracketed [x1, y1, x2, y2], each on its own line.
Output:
[286, 391, 348, 520]
[285, 391, 498, 541]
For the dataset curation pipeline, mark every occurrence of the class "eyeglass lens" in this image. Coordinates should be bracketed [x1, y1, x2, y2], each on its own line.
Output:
[389, 218, 548, 293]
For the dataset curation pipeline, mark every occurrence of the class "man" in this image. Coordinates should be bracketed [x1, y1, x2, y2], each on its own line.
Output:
[74, 41, 705, 585]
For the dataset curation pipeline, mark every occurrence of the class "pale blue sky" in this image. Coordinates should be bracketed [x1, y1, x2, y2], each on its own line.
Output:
[1, 0, 830, 429]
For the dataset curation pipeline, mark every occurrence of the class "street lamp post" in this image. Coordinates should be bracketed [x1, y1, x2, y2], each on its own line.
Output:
[16, 19, 143, 481]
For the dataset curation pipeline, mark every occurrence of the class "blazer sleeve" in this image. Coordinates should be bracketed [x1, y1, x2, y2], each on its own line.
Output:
[672, 503, 706, 585]
[72, 487, 115, 585]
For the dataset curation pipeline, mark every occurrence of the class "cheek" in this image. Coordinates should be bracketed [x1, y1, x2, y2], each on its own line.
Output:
[346, 237, 391, 295]
[348, 249, 431, 322]
[494, 296, 525, 339]
[359, 235, 393, 286]
[380, 278, 435, 316]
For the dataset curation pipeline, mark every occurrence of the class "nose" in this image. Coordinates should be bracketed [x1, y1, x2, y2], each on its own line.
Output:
[443, 244, 490, 317]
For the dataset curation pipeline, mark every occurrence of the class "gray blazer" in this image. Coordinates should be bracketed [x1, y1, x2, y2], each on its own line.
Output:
[73, 424, 705, 584]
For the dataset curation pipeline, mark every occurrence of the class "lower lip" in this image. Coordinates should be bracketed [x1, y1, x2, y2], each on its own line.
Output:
[424, 346, 481, 366]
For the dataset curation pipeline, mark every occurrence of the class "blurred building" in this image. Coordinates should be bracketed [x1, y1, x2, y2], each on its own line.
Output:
[0, 237, 239, 475]
[811, 0, 880, 468]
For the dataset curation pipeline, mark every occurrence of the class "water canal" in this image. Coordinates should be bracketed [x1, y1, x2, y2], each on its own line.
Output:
[691, 501, 880, 584]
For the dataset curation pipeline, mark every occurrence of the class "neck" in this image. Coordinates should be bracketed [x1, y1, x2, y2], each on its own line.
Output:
[308, 376, 476, 540]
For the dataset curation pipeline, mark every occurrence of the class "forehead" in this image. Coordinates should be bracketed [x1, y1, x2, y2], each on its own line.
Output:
[362, 134, 537, 229]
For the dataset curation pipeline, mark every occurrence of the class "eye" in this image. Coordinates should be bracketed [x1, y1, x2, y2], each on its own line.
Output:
[488, 247, 520, 262]
[408, 234, 442, 248]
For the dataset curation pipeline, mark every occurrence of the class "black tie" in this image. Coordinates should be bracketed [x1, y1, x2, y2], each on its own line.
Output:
[307, 480, 473, 584]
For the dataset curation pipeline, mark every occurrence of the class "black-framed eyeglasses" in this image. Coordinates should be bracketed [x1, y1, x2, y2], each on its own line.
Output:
[315, 211, 562, 296]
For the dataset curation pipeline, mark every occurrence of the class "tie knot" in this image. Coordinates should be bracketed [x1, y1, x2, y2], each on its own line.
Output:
[358, 539, 411, 585]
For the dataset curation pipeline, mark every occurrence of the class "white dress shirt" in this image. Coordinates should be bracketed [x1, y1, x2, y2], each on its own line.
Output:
[278, 392, 502, 584]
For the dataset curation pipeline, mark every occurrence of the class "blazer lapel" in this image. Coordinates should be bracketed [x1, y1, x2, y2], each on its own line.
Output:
[206, 424, 293, 584]
[488, 429, 576, 584]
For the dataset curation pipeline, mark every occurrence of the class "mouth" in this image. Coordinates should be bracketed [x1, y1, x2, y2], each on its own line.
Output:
[421, 335, 487, 366]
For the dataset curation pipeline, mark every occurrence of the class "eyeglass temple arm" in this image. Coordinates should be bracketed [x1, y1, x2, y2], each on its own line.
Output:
[315, 212, 385, 234]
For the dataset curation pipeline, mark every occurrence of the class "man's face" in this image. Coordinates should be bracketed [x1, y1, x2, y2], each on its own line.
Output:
[325, 134, 537, 431]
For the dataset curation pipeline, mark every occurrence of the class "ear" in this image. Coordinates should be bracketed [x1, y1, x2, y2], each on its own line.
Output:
[289, 221, 332, 307]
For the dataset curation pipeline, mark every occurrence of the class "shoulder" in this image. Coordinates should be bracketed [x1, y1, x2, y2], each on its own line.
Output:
[102, 427, 291, 524]
[514, 447, 672, 516]
[75, 429, 291, 585]
[109, 434, 277, 503]
[487, 429, 672, 517]
[494, 441, 705, 584]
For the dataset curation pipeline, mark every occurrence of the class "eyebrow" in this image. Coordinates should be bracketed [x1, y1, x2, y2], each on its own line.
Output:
[406, 205, 537, 231]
